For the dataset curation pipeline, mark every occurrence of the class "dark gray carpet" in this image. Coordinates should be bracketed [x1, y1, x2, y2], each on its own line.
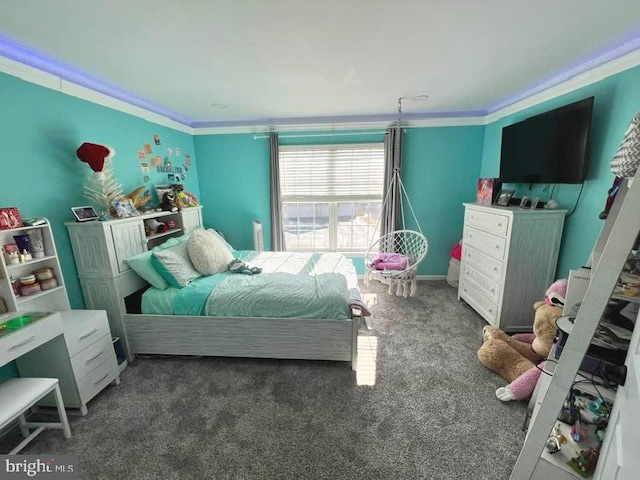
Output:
[1, 281, 526, 479]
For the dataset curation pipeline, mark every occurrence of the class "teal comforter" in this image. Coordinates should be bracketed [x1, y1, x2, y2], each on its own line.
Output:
[169, 251, 353, 319]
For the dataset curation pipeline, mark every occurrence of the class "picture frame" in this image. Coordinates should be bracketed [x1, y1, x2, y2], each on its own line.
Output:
[71, 206, 99, 222]
[476, 178, 502, 206]
[111, 199, 139, 218]
[495, 189, 516, 206]
[154, 184, 174, 204]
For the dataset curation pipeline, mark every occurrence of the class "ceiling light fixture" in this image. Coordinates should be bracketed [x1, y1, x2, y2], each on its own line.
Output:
[210, 103, 227, 109]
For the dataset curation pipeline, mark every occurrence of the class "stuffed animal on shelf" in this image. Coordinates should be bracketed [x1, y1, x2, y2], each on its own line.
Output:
[160, 191, 179, 212]
[144, 218, 168, 235]
[125, 186, 152, 210]
[477, 279, 567, 401]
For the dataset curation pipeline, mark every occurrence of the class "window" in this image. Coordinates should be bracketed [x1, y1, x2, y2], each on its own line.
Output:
[279, 143, 384, 253]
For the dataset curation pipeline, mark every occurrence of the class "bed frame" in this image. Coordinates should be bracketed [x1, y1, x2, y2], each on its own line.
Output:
[117, 271, 361, 371]
[123, 312, 360, 370]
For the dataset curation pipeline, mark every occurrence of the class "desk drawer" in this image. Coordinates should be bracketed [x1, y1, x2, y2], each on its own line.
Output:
[0, 313, 62, 365]
[466, 209, 509, 237]
[462, 245, 504, 282]
[71, 334, 114, 381]
[64, 311, 111, 357]
[464, 226, 507, 260]
[78, 354, 119, 405]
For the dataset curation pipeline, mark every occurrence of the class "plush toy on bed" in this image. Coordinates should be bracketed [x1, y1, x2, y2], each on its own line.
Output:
[477, 279, 566, 401]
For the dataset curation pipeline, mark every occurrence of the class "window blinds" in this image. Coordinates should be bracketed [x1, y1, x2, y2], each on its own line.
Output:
[279, 143, 385, 200]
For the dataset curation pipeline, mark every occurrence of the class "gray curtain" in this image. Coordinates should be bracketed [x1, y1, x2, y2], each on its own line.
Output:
[380, 127, 404, 243]
[269, 133, 286, 251]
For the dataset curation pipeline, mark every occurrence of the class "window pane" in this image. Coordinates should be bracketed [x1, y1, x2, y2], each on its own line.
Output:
[283, 202, 330, 251]
[337, 202, 382, 251]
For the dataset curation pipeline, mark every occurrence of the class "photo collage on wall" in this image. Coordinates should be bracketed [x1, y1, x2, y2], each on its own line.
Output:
[134, 133, 193, 185]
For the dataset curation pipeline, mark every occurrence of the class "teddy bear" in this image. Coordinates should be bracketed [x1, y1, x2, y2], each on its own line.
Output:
[477, 279, 566, 401]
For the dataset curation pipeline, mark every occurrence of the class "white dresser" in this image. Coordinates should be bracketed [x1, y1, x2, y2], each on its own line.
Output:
[458, 203, 566, 331]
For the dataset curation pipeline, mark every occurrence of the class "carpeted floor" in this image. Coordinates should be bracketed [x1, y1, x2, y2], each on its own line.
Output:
[1, 281, 527, 479]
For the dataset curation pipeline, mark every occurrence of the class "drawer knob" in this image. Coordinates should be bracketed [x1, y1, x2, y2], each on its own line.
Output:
[86, 351, 104, 363]
[493, 267, 498, 272]
[10, 335, 36, 350]
[490, 288, 495, 293]
[495, 245, 500, 250]
[497, 223, 502, 227]
[94, 372, 109, 385]
[80, 328, 98, 340]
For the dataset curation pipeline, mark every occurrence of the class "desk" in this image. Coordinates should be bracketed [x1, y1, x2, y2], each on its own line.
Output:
[0, 311, 120, 415]
[0, 313, 63, 367]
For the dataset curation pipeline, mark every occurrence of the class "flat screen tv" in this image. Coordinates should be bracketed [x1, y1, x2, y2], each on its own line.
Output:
[499, 97, 594, 184]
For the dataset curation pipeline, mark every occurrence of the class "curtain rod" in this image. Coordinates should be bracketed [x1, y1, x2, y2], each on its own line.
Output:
[253, 131, 387, 140]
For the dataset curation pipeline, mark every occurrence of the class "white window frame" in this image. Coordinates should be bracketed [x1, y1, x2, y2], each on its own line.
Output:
[279, 143, 384, 254]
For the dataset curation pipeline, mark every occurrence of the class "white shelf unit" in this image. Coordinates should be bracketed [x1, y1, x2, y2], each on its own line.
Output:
[458, 203, 567, 331]
[514, 175, 640, 479]
[65, 207, 203, 360]
[0, 219, 70, 314]
[0, 220, 120, 415]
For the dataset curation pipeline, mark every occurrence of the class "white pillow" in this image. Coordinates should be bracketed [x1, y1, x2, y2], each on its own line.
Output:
[188, 229, 234, 275]
[207, 228, 235, 252]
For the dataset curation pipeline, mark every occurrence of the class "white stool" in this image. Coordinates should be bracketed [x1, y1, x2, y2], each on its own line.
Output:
[0, 378, 71, 454]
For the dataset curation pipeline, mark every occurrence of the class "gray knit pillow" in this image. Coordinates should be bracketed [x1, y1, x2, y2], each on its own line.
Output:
[187, 229, 234, 276]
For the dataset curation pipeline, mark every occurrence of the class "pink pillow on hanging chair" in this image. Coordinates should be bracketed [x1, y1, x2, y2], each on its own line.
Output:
[370, 253, 411, 270]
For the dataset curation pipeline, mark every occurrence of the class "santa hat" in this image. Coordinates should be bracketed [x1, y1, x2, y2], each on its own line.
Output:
[76, 142, 115, 175]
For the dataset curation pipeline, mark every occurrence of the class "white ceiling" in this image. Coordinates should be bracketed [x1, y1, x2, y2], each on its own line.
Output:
[1, 0, 639, 126]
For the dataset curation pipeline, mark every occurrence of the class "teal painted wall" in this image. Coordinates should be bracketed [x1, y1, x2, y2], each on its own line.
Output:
[194, 126, 485, 275]
[480, 65, 640, 277]
[0, 72, 199, 380]
[0, 72, 199, 309]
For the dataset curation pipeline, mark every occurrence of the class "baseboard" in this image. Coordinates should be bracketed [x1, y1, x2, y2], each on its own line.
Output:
[357, 274, 446, 281]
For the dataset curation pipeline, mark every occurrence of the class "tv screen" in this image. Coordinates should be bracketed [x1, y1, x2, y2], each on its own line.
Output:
[499, 97, 594, 184]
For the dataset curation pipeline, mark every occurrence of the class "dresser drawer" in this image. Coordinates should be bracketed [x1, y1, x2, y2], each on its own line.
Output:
[0, 313, 62, 366]
[461, 263, 501, 304]
[466, 209, 509, 237]
[71, 334, 114, 381]
[459, 279, 498, 326]
[63, 311, 111, 357]
[462, 245, 504, 282]
[78, 354, 119, 405]
[464, 226, 507, 260]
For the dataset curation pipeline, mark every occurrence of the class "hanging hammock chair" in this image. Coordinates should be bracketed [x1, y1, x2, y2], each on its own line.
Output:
[364, 97, 429, 297]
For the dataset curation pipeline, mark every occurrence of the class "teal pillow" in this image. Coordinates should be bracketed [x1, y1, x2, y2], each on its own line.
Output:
[124, 232, 193, 289]
[151, 242, 201, 288]
[125, 251, 170, 290]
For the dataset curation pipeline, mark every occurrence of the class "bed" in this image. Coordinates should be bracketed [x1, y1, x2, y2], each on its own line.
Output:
[122, 250, 369, 370]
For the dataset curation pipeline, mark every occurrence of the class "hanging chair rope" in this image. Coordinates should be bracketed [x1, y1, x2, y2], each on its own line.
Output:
[364, 97, 429, 297]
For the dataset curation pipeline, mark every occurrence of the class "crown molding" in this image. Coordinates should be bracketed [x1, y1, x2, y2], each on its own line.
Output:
[192, 116, 486, 135]
[2, 41, 640, 135]
[0, 55, 193, 134]
[485, 47, 640, 124]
